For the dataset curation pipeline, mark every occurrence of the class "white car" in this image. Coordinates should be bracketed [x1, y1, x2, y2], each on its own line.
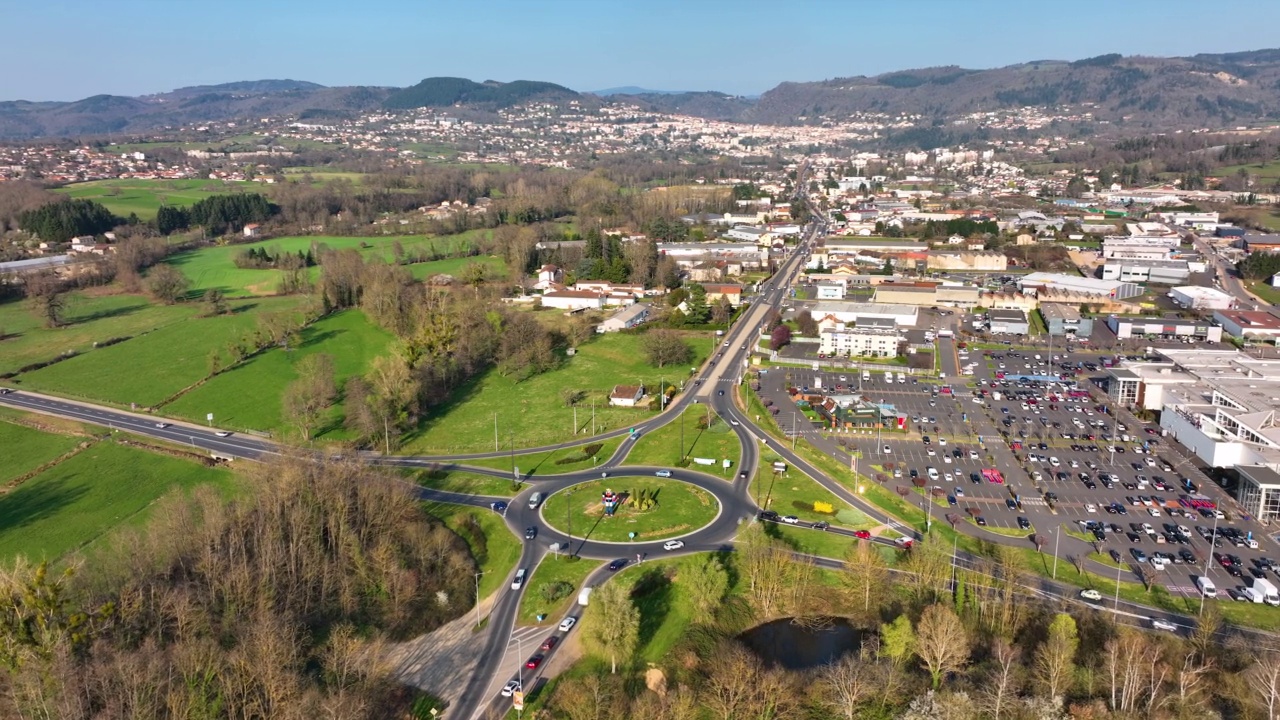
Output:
[1049, 457, 1060, 467]
[883, 445, 892, 453]
[662, 540, 685, 551]
[214, 431, 231, 437]
[1079, 588, 1103, 602]
[511, 569, 526, 591]
[939, 438, 947, 447]
[1085, 503, 1097, 513]
[558, 616, 577, 633]
[1148, 508, 1162, 517]
[1150, 618, 1178, 632]
[969, 450, 979, 460]
[781, 515, 800, 524]
[155, 422, 169, 429]
[501, 680, 522, 697]
[655, 470, 672, 478]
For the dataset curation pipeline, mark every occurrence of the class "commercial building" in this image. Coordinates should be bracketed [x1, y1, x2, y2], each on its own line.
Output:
[870, 282, 983, 308]
[724, 225, 773, 244]
[810, 301, 918, 328]
[1212, 310, 1280, 343]
[596, 303, 649, 333]
[815, 282, 845, 300]
[1040, 303, 1094, 337]
[1017, 272, 1143, 300]
[540, 289, 606, 311]
[987, 308, 1030, 335]
[1243, 235, 1280, 253]
[926, 251, 1007, 272]
[1236, 466, 1280, 523]
[1170, 286, 1236, 311]
[1106, 316, 1224, 342]
[818, 324, 904, 358]
[1101, 259, 1193, 284]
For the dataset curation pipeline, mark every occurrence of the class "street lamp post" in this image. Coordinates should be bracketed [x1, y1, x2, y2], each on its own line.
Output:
[1114, 559, 1122, 612]
[1052, 524, 1060, 580]
[567, 488, 575, 557]
[474, 571, 485, 628]
[1199, 509, 1220, 616]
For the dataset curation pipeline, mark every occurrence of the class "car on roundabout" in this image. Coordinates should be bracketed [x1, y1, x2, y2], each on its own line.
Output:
[662, 540, 685, 551]
[853, 530, 871, 540]
[655, 470, 672, 478]
[558, 617, 577, 632]
[607, 559, 627, 571]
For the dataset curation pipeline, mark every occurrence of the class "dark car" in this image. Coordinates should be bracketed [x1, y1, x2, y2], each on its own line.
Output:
[491, 501, 508, 513]
[526, 654, 545, 669]
[540, 636, 558, 652]
[975, 516, 987, 526]
[1109, 549, 1123, 563]
[607, 559, 627, 572]
[1017, 516, 1031, 530]
[759, 510, 780, 522]
[524, 526, 537, 540]
[717, 390, 724, 396]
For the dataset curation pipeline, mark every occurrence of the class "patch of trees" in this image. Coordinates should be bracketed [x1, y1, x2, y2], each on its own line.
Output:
[0, 181, 59, 234]
[17, 198, 119, 243]
[1238, 251, 1280, 281]
[234, 245, 316, 270]
[0, 454, 474, 718]
[922, 217, 999, 238]
[164, 192, 277, 235]
[640, 329, 694, 368]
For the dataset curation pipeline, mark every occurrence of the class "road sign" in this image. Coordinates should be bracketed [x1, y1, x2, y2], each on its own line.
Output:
[513, 690, 525, 711]
[206, 413, 213, 421]
[629, 532, 636, 540]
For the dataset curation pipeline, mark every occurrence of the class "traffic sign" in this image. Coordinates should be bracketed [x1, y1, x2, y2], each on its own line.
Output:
[629, 532, 636, 540]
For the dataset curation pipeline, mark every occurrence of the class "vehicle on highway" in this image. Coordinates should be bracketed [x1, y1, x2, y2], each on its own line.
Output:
[759, 510, 780, 522]
[1150, 618, 1178, 632]
[540, 636, 558, 652]
[655, 470, 672, 477]
[663, 540, 684, 551]
[529, 492, 543, 509]
[1079, 588, 1103, 601]
[511, 569, 526, 591]
[718, 390, 724, 396]
[607, 559, 627, 571]
[214, 431, 231, 437]
[491, 501, 508, 513]
[501, 680, 522, 697]
[524, 526, 537, 540]
[893, 536, 913, 548]
[155, 422, 169, 429]
[526, 654, 544, 669]
[558, 617, 577, 632]
[854, 530, 871, 540]
[781, 515, 800, 524]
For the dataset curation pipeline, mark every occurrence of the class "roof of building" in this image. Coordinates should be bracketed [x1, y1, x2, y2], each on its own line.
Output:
[989, 308, 1028, 322]
[701, 283, 744, 294]
[1214, 311, 1280, 330]
[1039, 303, 1082, 321]
[1171, 286, 1234, 302]
[811, 301, 920, 317]
[1019, 272, 1133, 294]
[606, 303, 649, 322]
[543, 289, 605, 299]
[1245, 234, 1280, 246]
[1238, 466, 1280, 489]
[610, 384, 643, 399]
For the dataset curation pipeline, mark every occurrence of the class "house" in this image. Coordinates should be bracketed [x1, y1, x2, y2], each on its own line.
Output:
[540, 290, 606, 311]
[608, 384, 645, 407]
[687, 263, 725, 283]
[69, 236, 96, 253]
[243, 223, 262, 238]
[537, 264, 564, 286]
[701, 283, 744, 307]
[725, 226, 773, 244]
[597, 303, 650, 333]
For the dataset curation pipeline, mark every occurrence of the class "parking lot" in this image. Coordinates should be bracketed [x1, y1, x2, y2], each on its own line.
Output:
[767, 340, 1280, 602]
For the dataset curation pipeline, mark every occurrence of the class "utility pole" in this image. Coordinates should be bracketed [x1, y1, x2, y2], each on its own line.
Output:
[592, 398, 596, 436]
[792, 410, 797, 450]
[659, 376, 665, 411]
[1052, 524, 1060, 580]
[474, 571, 485, 628]
[567, 488, 574, 557]
[509, 431, 515, 479]
[1114, 559, 1122, 612]
[680, 409, 685, 461]
[495, 413, 499, 452]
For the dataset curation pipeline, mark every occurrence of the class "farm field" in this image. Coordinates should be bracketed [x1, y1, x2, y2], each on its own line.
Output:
[164, 231, 500, 296]
[539, 478, 719, 543]
[17, 296, 299, 407]
[54, 178, 249, 219]
[0, 421, 83, 486]
[0, 292, 193, 376]
[0, 439, 236, 562]
[399, 331, 714, 454]
[164, 309, 394, 435]
[623, 405, 740, 472]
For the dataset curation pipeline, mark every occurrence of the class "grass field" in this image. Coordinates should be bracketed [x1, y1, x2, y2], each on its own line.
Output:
[517, 555, 602, 626]
[624, 405, 741, 472]
[0, 421, 83, 486]
[419, 502, 522, 602]
[0, 440, 236, 562]
[55, 179, 249, 219]
[18, 297, 297, 407]
[416, 469, 522, 497]
[165, 232, 499, 297]
[1249, 282, 1280, 306]
[400, 332, 714, 453]
[459, 437, 626, 475]
[540, 478, 719, 543]
[0, 292, 192, 376]
[164, 309, 394, 435]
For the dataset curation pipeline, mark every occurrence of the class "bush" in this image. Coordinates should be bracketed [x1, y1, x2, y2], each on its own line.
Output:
[813, 501, 835, 514]
[541, 581, 574, 603]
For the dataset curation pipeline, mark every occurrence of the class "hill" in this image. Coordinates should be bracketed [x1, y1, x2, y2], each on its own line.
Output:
[382, 77, 578, 109]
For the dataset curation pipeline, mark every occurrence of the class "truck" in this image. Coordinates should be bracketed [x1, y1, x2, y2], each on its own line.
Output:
[937, 329, 954, 338]
[992, 391, 1003, 401]
[1249, 577, 1280, 606]
[578, 587, 593, 606]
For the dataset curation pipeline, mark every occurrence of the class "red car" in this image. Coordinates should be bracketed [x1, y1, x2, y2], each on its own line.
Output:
[540, 636, 558, 652]
[526, 654, 545, 670]
[853, 530, 871, 540]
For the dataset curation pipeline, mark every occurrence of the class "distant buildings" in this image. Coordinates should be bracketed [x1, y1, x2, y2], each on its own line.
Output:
[1017, 272, 1143, 301]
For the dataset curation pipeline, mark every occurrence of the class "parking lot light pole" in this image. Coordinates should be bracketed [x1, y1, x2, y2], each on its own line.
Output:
[1114, 560, 1122, 612]
[567, 488, 575, 555]
[1199, 510, 1220, 616]
[1053, 525, 1060, 580]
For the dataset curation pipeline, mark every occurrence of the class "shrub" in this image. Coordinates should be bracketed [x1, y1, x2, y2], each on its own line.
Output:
[813, 501, 835, 514]
[541, 581, 574, 603]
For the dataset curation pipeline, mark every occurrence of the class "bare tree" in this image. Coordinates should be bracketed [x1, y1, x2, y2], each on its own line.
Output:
[983, 639, 1022, 720]
[818, 646, 881, 719]
[281, 353, 337, 441]
[1034, 613, 1079, 704]
[145, 264, 190, 304]
[841, 537, 888, 622]
[1248, 652, 1280, 720]
[915, 603, 969, 689]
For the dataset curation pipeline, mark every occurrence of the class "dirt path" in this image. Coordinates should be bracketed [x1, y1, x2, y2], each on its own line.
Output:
[386, 594, 497, 708]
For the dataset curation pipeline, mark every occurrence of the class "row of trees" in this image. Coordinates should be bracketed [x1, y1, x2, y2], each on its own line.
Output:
[17, 198, 119, 243]
[156, 192, 278, 235]
[0, 455, 474, 718]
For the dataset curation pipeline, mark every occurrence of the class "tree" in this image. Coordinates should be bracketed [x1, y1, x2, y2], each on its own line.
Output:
[684, 284, 709, 324]
[281, 354, 337, 441]
[914, 603, 969, 689]
[580, 581, 638, 674]
[155, 205, 190, 235]
[25, 272, 64, 328]
[769, 324, 792, 351]
[685, 555, 729, 625]
[982, 639, 1022, 720]
[145, 264, 190, 304]
[1035, 613, 1079, 703]
[202, 288, 228, 316]
[1248, 652, 1280, 720]
[366, 355, 417, 453]
[879, 614, 916, 667]
[641, 329, 693, 368]
[842, 538, 888, 621]
[818, 647, 885, 720]
[710, 296, 732, 326]
[795, 310, 818, 337]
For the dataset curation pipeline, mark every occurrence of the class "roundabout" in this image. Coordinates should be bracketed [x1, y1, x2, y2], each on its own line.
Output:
[538, 477, 721, 543]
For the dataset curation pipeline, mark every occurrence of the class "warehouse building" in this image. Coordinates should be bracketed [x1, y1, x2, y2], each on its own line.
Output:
[1040, 303, 1094, 337]
[1101, 259, 1194, 284]
[987, 308, 1030, 335]
[1017, 272, 1143, 300]
[1106, 316, 1224, 342]
[810, 301, 918, 328]
[1170, 286, 1236, 311]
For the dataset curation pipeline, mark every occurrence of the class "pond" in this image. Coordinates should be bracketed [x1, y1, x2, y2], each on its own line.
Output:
[737, 617, 862, 670]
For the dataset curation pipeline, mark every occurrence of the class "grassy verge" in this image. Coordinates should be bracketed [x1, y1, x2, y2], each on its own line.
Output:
[540, 478, 719, 542]
[623, 405, 740, 471]
[415, 469, 522, 497]
[517, 555, 601, 626]
[419, 503, 521, 601]
[459, 436, 625, 475]
[1249, 282, 1280, 306]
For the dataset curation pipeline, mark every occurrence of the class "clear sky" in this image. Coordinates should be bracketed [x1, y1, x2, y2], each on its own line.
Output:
[5, 0, 1280, 101]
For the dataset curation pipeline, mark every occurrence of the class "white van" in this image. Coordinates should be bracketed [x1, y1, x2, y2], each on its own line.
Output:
[862, 370, 871, 381]
[884, 372, 894, 383]
[897, 372, 906, 383]
[1196, 576, 1217, 598]
[529, 492, 543, 509]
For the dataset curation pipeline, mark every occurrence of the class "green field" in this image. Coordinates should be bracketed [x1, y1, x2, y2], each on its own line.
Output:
[165, 232, 500, 297]
[0, 440, 235, 562]
[416, 469, 522, 497]
[0, 421, 83, 486]
[0, 292, 192, 376]
[624, 405, 741, 472]
[1249, 282, 1280, 306]
[55, 179, 249, 219]
[460, 437, 625, 476]
[419, 502, 521, 602]
[518, 555, 602, 626]
[164, 309, 394, 434]
[18, 297, 297, 407]
[400, 332, 714, 453]
[540, 478, 719, 543]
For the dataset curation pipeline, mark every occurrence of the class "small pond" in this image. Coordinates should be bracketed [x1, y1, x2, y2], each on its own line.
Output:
[737, 617, 862, 670]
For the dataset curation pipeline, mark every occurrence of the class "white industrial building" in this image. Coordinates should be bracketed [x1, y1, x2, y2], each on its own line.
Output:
[810, 301, 918, 328]
[815, 282, 845, 300]
[1170, 286, 1236, 311]
[818, 324, 904, 358]
[596, 303, 650, 333]
[1212, 310, 1280, 343]
[1106, 316, 1224, 342]
[1018, 272, 1143, 300]
[1101, 259, 1197, 284]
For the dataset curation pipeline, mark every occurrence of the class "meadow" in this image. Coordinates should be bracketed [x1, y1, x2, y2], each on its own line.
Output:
[0, 439, 236, 562]
[18, 296, 299, 407]
[164, 309, 394, 435]
[399, 331, 714, 454]
[517, 555, 602, 626]
[54, 178, 249, 219]
[164, 231, 501, 297]
[0, 421, 83, 486]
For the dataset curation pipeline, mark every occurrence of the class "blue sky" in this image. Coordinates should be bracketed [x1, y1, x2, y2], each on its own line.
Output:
[4, 0, 1280, 100]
